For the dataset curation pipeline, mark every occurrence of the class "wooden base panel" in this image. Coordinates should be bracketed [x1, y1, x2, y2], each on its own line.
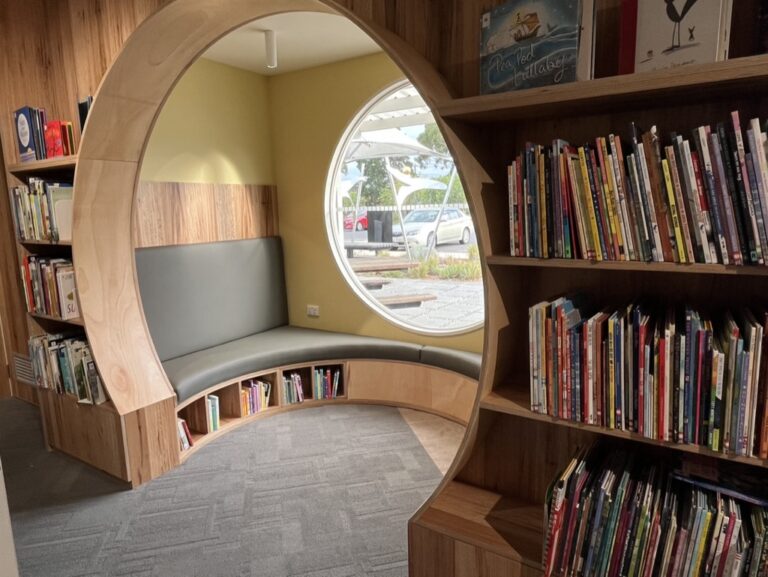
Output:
[12, 381, 38, 406]
[347, 360, 476, 425]
[123, 397, 180, 488]
[409, 481, 543, 577]
[38, 389, 128, 481]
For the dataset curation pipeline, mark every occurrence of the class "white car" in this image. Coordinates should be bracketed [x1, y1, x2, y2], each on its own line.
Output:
[392, 208, 473, 247]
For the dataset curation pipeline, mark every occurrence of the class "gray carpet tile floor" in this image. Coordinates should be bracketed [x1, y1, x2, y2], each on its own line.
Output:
[1, 400, 445, 577]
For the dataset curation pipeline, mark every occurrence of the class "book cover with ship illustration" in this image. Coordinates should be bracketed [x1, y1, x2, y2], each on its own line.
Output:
[480, 0, 580, 94]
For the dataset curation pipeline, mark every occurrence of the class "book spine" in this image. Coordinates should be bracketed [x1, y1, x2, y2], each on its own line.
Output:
[718, 122, 752, 263]
[643, 130, 676, 262]
[579, 146, 606, 260]
[694, 127, 730, 264]
[661, 158, 687, 263]
[613, 136, 642, 261]
[509, 163, 517, 255]
[749, 118, 768, 255]
[666, 146, 695, 263]
[710, 130, 743, 265]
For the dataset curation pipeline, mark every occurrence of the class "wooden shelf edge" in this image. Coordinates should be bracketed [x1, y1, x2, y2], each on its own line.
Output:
[482, 388, 768, 469]
[413, 480, 544, 569]
[486, 255, 768, 277]
[437, 54, 768, 122]
[29, 312, 84, 326]
[19, 239, 72, 248]
[8, 155, 77, 176]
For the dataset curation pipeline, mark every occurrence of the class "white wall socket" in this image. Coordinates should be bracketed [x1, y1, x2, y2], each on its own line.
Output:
[306, 304, 320, 318]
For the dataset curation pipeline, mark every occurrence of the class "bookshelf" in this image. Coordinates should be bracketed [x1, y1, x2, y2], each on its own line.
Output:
[408, 8, 768, 576]
[176, 361, 348, 461]
[4, 157, 131, 480]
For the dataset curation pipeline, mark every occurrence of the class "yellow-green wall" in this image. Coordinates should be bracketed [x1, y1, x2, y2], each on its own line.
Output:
[269, 53, 483, 352]
[141, 52, 483, 353]
[141, 58, 274, 184]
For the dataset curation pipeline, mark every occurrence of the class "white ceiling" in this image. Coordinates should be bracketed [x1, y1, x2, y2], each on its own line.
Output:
[203, 12, 382, 76]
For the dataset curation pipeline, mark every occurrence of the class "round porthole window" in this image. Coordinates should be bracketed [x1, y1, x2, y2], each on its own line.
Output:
[326, 80, 484, 335]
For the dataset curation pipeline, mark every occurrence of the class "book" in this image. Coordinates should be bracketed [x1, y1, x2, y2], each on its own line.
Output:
[634, 0, 733, 73]
[480, 0, 580, 94]
[14, 106, 40, 162]
[44, 120, 65, 158]
[78, 96, 93, 131]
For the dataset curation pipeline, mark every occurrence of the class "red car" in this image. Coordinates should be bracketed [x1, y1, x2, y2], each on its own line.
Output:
[343, 211, 368, 231]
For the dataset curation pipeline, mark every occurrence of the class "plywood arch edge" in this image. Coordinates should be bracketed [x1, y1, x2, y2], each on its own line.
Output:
[72, 0, 491, 457]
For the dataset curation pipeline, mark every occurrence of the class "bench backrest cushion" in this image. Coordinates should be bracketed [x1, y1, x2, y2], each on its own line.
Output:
[135, 237, 288, 361]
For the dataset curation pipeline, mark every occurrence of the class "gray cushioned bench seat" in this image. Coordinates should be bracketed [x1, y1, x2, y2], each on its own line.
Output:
[163, 326, 422, 403]
[136, 237, 482, 404]
[420, 346, 482, 381]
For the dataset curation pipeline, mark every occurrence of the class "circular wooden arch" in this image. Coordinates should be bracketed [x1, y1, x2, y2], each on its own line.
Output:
[73, 0, 491, 417]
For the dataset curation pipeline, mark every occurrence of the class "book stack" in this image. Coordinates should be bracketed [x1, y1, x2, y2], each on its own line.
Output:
[313, 368, 341, 400]
[544, 445, 768, 577]
[241, 379, 271, 415]
[14, 106, 75, 162]
[20, 256, 79, 320]
[529, 297, 768, 458]
[283, 373, 306, 405]
[177, 418, 194, 451]
[207, 394, 220, 431]
[509, 112, 768, 266]
[28, 334, 107, 404]
[10, 179, 73, 242]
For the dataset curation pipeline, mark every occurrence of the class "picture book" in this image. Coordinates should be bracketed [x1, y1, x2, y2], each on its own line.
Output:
[634, 0, 732, 73]
[14, 107, 38, 162]
[480, 0, 580, 94]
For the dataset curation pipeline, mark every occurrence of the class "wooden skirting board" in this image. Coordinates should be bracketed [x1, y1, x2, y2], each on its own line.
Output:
[134, 181, 278, 248]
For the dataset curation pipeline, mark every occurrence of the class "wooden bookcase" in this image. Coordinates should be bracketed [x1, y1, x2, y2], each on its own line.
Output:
[5, 156, 132, 480]
[409, 51, 768, 577]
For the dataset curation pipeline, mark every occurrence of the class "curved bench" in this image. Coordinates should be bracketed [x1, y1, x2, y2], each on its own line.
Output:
[135, 238, 480, 446]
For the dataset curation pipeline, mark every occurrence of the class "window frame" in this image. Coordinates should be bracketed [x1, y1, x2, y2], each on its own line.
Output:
[324, 79, 484, 337]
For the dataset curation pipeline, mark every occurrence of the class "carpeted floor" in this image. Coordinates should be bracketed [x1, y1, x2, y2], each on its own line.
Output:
[1, 400, 450, 577]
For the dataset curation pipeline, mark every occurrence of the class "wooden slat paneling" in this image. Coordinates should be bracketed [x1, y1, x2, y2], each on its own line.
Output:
[134, 181, 278, 248]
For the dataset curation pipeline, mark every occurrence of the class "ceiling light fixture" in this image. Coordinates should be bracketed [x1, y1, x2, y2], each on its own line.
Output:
[265, 29, 277, 69]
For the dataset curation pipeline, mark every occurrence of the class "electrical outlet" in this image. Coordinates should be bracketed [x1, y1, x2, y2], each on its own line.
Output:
[306, 304, 320, 318]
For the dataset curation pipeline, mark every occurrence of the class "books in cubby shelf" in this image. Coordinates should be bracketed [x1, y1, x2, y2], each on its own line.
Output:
[529, 296, 768, 459]
[543, 442, 767, 577]
[313, 367, 343, 400]
[177, 418, 194, 451]
[207, 394, 220, 432]
[20, 256, 79, 321]
[283, 372, 306, 405]
[13, 106, 76, 162]
[241, 379, 272, 415]
[28, 333, 107, 405]
[10, 178, 73, 243]
[508, 111, 768, 267]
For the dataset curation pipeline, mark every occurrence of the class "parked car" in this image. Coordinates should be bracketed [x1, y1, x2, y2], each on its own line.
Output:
[343, 210, 368, 231]
[392, 208, 472, 247]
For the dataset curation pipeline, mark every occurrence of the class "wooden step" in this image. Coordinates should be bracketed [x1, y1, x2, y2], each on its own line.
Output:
[377, 293, 436, 309]
[351, 259, 418, 273]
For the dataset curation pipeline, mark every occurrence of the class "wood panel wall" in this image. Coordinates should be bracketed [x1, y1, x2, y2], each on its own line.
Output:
[0, 0, 170, 368]
[134, 182, 278, 248]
